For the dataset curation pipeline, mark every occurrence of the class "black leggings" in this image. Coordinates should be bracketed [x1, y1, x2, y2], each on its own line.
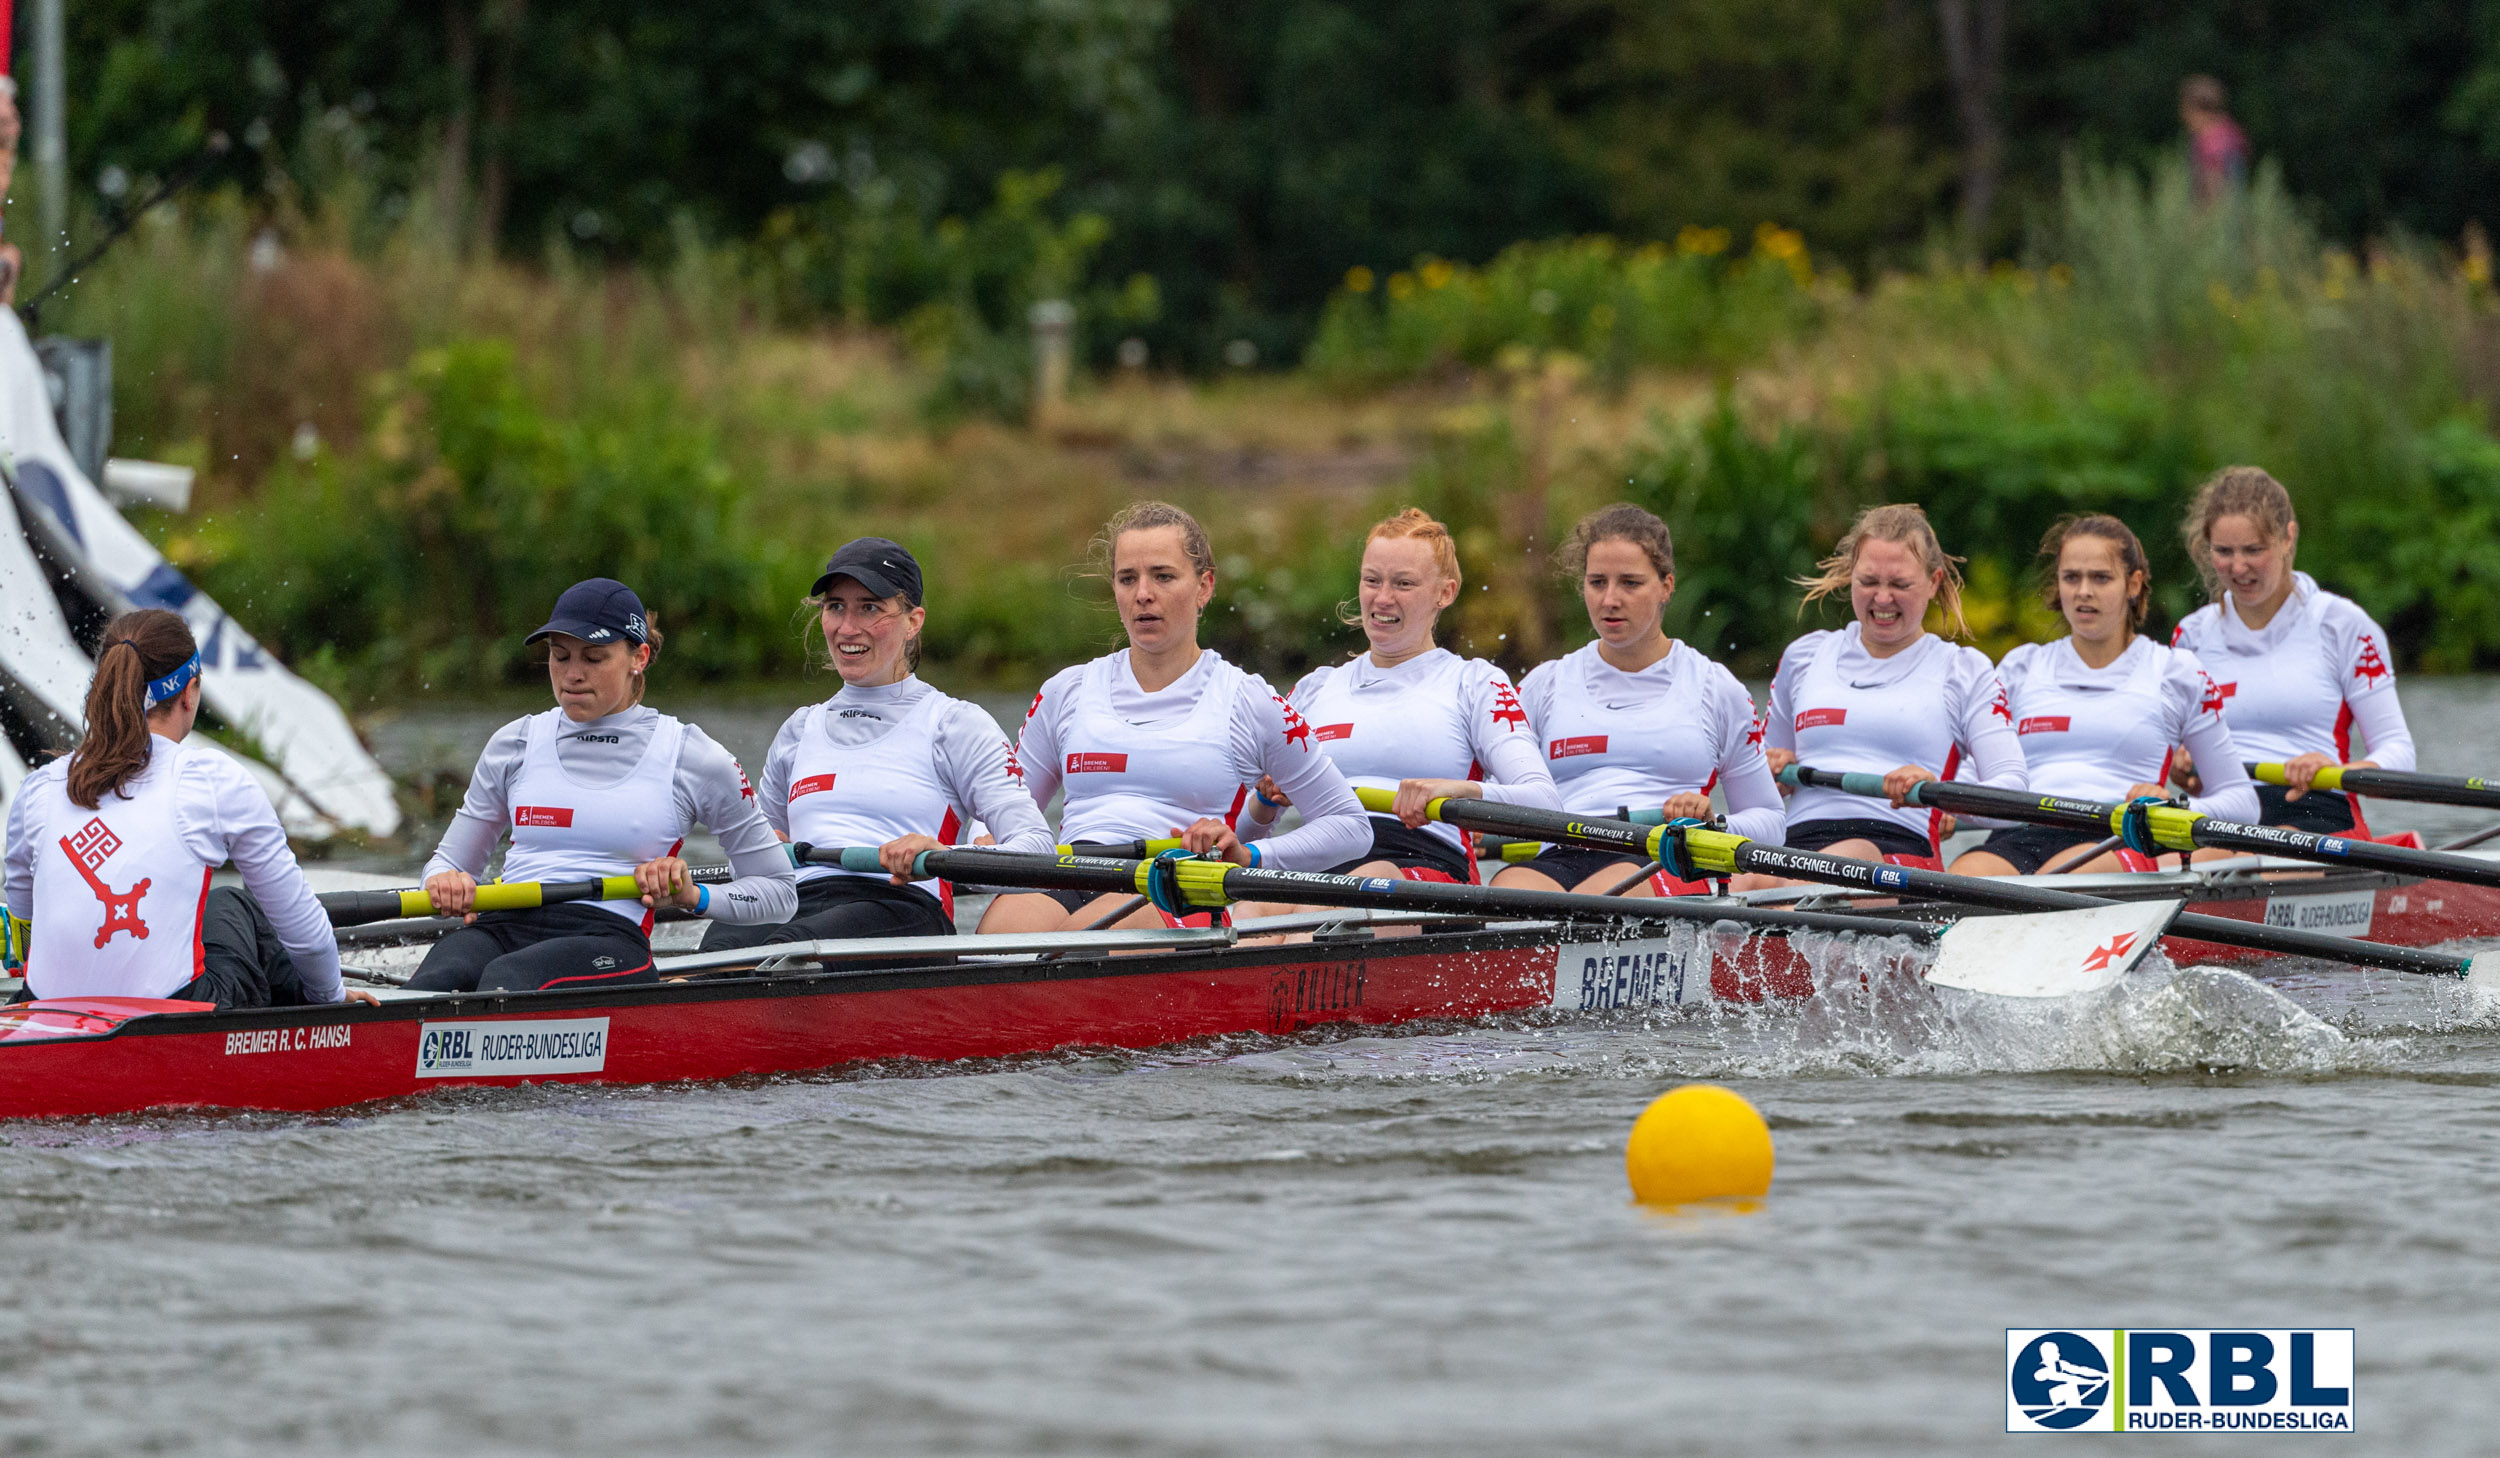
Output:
[408, 904, 655, 994]
[698, 874, 952, 951]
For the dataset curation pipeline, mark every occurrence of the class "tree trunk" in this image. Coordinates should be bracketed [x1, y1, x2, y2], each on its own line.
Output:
[1935, 0, 2006, 257]
[477, 0, 529, 248]
[436, 1, 477, 242]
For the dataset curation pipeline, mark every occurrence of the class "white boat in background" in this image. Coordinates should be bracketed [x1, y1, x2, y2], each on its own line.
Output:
[0, 310, 400, 839]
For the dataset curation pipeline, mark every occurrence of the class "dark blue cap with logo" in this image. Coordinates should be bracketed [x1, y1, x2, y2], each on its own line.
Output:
[527, 578, 649, 646]
[811, 537, 923, 605]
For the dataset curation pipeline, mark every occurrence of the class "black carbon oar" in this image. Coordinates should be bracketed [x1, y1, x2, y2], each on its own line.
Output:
[1784, 765, 2500, 895]
[1355, 788, 2494, 984]
[2250, 761, 2500, 813]
[319, 863, 735, 928]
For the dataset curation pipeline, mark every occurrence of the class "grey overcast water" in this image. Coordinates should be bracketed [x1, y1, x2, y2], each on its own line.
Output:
[5, 679, 2500, 1455]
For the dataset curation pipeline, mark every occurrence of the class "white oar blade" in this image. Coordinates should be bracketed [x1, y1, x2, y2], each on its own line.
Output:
[1926, 899, 2180, 998]
[2466, 951, 2500, 1011]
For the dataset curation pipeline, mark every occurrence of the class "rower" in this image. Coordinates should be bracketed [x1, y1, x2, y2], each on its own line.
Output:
[981, 500, 1370, 933]
[2170, 466, 2414, 835]
[700, 539, 1051, 950]
[1952, 515, 2256, 877]
[409, 579, 796, 993]
[2, 610, 373, 1008]
[1492, 504, 1781, 897]
[1751, 503, 2025, 881]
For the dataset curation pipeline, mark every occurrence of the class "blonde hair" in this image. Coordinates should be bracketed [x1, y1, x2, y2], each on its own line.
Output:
[1796, 503, 1968, 637]
[1094, 500, 1215, 579]
[2180, 465, 2297, 602]
[1557, 503, 1674, 579]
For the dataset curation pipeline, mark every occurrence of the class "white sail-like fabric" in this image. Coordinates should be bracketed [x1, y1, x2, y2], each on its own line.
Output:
[0, 310, 400, 837]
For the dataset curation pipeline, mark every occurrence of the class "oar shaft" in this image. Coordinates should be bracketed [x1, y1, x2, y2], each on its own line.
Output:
[319, 875, 643, 927]
[2251, 761, 2500, 812]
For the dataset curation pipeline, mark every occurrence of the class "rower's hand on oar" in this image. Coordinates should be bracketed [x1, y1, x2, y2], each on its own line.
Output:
[425, 870, 479, 924]
[880, 834, 943, 886]
[2280, 752, 2336, 801]
[1249, 775, 1290, 826]
[1661, 791, 1713, 820]
[633, 855, 701, 910]
[1394, 777, 1477, 827]
[1176, 817, 1254, 867]
[2124, 781, 2173, 803]
[1882, 764, 1938, 808]
[1764, 747, 1797, 792]
[2170, 753, 2204, 797]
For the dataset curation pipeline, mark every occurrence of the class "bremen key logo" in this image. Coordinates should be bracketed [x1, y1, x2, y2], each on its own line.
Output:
[61, 819, 149, 949]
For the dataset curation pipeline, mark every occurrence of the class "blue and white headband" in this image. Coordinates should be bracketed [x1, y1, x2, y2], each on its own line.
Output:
[142, 651, 201, 708]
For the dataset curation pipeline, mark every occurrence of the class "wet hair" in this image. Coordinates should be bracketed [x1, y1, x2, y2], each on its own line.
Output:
[68, 609, 197, 809]
[2039, 514, 2152, 634]
[2180, 465, 2297, 602]
[1795, 502, 1969, 637]
[808, 583, 923, 673]
[1557, 503, 1674, 580]
[1095, 500, 1215, 580]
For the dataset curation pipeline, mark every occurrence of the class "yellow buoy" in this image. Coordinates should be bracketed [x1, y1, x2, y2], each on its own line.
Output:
[1625, 1083, 1774, 1206]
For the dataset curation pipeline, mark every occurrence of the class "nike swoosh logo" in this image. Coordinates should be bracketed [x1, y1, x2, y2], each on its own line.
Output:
[1847, 680, 1888, 689]
[1603, 701, 1637, 710]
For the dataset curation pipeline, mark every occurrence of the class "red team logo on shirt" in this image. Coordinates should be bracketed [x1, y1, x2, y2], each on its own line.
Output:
[2199, 673, 2228, 717]
[1795, 708, 1847, 731]
[1067, 753, 1129, 774]
[1489, 680, 1529, 730]
[2017, 717, 2070, 735]
[1277, 697, 1312, 749]
[1550, 735, 1608, 759]
[1315, 723, 1355, 742]
[1003, 742, 1025, 781]
[733, 761, 755, 800]
[1745, 711, 1766, 749]
[60, 818, 149, 949]
[789, 774, 838, 799]
[2353, 635, 2391, 685]
[1989, 683, 2013, 724]
[514, 806, 575, 828]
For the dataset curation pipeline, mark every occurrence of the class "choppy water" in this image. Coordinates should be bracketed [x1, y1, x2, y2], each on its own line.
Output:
[7, 679, 2500, 1454]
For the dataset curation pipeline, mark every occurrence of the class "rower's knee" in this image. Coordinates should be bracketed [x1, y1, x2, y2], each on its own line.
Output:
[1946, 852, 2020, 878]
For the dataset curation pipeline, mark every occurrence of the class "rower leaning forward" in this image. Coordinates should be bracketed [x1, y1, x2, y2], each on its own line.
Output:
[4, 609, 374, 1007]
[701, 537, 1052, 950]
[411, 579, 795, 992]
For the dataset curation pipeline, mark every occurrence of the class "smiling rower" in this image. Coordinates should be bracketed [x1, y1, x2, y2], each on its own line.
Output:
[409, 579, 795, 993]
[1754, 504, 2026, 877]
[700, 539, 1051, 950]
[1954, 515, 2255, 877]
[2169, 467, 2414, 835]
[982, 501, 1369, 933]
[1494, 504, 1781, 898]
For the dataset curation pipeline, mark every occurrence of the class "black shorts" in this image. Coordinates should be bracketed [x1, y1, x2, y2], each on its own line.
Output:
[407, 903, 655, 994]
[1518, 845, 1657, 893]
[698, 873, 952, 951]
[1324, 817, 1474, 881]
[1977, 824, 2108, 875]
[1784, 816, 1937, 862]
[1017, 877, 1226, 927]
[2256, 784, 2357, 834]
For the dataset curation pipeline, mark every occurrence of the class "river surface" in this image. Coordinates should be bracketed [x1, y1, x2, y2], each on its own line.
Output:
[6, 678, 2500, 1454]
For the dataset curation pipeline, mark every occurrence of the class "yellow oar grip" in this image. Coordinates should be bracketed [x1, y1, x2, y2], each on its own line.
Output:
[1679, 827, 1750, 875]
[2253, 762, 2347, 792]
[1500, 840, 1542, 863]
[1353, 784, 1455, 823]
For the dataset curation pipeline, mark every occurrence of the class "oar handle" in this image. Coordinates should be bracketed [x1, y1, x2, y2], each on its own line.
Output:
[1775, 764, 1893, 798]
[319, 875, 643, 927]
[2249, 761, 2500, 812]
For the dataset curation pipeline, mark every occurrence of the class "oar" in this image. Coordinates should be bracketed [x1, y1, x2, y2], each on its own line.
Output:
[2251, 761, 2500, 812]
[1781, 765, 2500, 895]
[1355, 787, 2500, 990]
[791, 842, 2173, 999]
[322, 876, 646, 928]
[1055, 838, 1187, 858]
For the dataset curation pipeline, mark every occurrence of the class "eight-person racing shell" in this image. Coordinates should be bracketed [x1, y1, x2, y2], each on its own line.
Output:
[1990, 634, 2259, 871]
[1287, 648, 1559, 881]
[2170, 569, 2416, 834]
[1015, 647, 1370, 920]
[412, 704, 795, 992]
[1766, 622, 2027, 867]
[1515, 637, 1782, 893]
[4, 733, 346, 1003]
[703, 674, 1053, 947]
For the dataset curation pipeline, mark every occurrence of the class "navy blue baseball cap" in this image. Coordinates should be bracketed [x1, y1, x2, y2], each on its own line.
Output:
[811, 537, 923, 604]
[527, 578, 649, 646]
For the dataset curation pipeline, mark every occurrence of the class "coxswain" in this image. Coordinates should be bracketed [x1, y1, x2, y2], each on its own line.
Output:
[983, 501, 1370, 932]
[700, 539, 1051, 950]
[2169, 466, 2414, 834]
[1952, 515, 2256, 876]
[410, 579, 796, 992]
[1493, 504, 1781, 897]
[2, 609, 372, 1007]
[1228, 509, 1557, 921]
[1753, 503, 2025, 878]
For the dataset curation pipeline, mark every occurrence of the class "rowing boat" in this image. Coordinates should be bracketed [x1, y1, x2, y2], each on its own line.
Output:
[0, 912, 1858, 1119]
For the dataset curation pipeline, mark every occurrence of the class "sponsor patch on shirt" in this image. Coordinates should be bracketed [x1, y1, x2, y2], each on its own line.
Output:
[1067, 752, 1129, 774]
[2018, 716, 2071, 735]
[1795, 708, 1847, 730]
[1549, 735, 1608, 760]
[1315, 723, 1354, 742]
[789, 773, 838, 799]
[514, 806, 575, 828]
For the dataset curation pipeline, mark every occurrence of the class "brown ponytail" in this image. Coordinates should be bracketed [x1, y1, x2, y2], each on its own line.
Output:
[68, 609, 199, 809]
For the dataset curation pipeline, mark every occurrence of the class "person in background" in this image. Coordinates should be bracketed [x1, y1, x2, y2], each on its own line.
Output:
[2182, 75, 2248, 207]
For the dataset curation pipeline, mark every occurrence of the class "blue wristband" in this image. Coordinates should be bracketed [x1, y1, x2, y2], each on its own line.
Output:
[1247, 843, 1262, 869]
[1254, 786, 1282, 810]
[696, 884, 711, 915]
